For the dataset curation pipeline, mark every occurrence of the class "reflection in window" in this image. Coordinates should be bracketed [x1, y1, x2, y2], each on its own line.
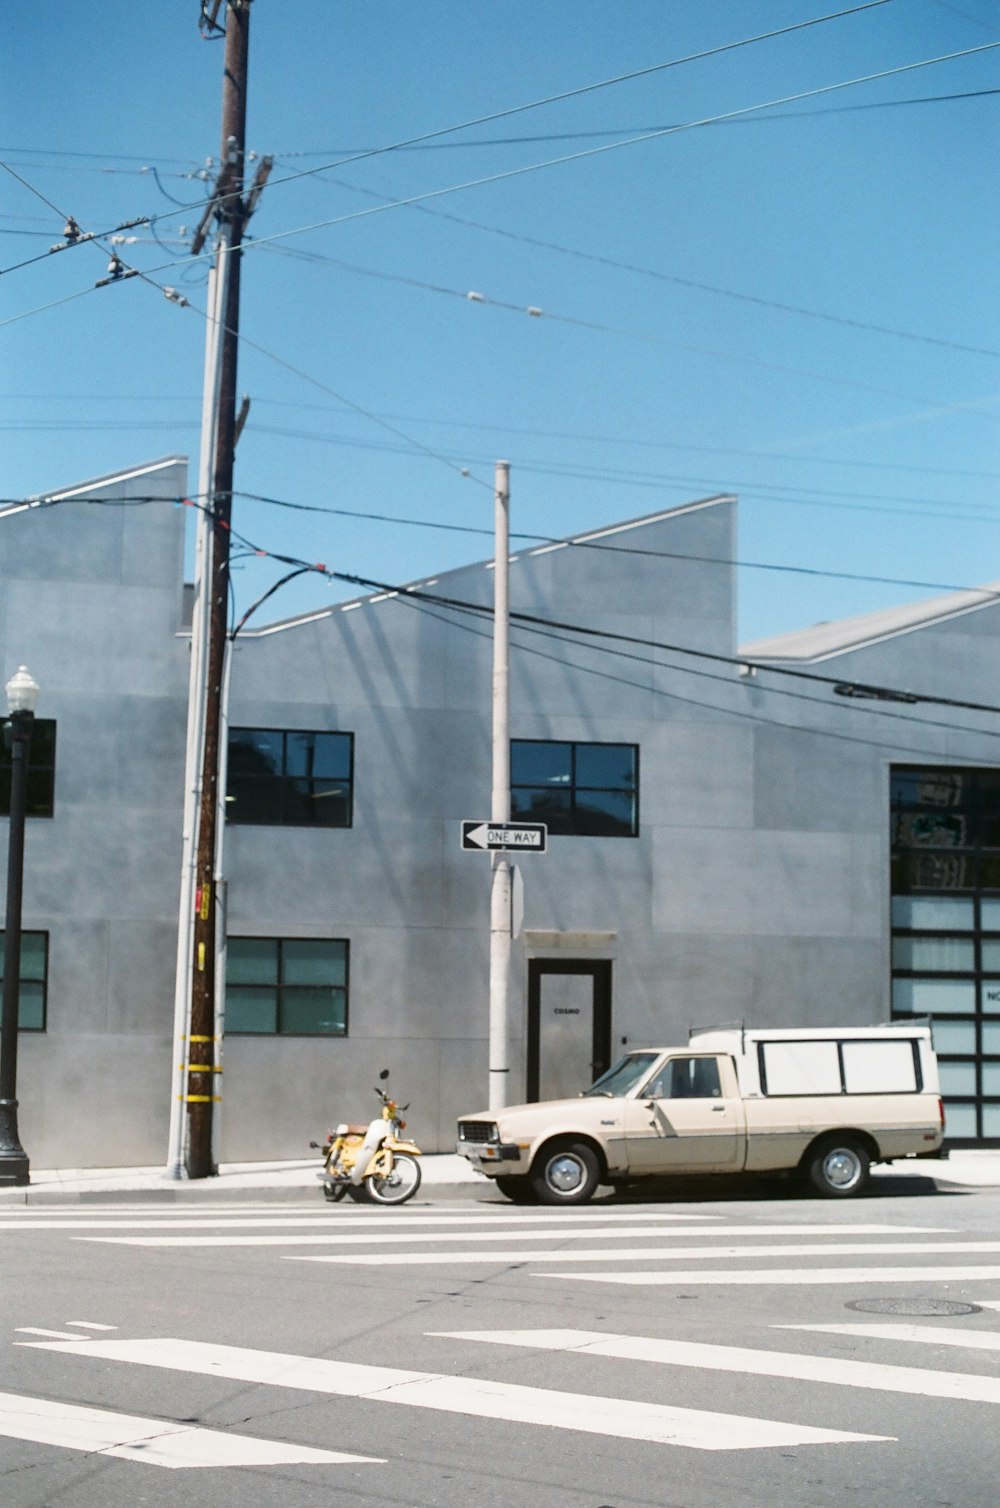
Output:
[646, 1057, 722, 1099]
[227, 729, 353, 828]
[0, 719, 56, 819]
[0, 930, 47, 1030]
[226, 937, 348, 1036]
[510, 740, 638, 837]
[891, 764, 1000, 1145]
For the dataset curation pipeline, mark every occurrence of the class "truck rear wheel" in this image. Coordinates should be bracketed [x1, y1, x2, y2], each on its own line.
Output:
[531, 1142, 600, 1205]
[807, 1136, 870, 1198]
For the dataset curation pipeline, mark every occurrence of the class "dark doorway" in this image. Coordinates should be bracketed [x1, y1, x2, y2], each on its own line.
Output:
[526, 958, 612, 1102]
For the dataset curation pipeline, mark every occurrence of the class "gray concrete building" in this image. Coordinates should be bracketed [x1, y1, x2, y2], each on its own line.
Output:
[3, 457, 1000, 1167]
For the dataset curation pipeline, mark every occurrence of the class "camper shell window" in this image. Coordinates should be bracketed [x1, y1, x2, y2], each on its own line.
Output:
[758, 1037, 922, 1097]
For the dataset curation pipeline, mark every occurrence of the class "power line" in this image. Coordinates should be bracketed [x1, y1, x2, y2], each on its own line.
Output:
[8, 483, 1000, 595]
[329, 566, 1000, 719]
[259, 235, 1000, 364]
[9, 483, 1000, 720]
[10, 34, 995, 312]
[5, 393, 998, 483]
[391, 589, 999, 761]
[144, 40, 1000, 279]
[2, 40, 995, 478]
[264, 86, 1000, 154]
[0, 1, 898, 279]
[249, 241, 999, 417]
[142, 2, 909, 225]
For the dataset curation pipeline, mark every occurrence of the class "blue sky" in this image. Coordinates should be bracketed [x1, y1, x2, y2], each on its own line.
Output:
[3, 0, 998, 641]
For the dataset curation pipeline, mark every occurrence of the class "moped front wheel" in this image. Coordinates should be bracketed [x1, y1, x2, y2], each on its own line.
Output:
[364, 1153, 422, 1206]
[322, 1182, 348, 1202]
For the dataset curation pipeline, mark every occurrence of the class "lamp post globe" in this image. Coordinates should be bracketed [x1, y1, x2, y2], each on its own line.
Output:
[0, 664, 39, 1186]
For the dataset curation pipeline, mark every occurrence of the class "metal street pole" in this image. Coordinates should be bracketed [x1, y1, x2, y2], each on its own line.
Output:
[166, 239, 229, 1179]
[488, 461, 512, 1112]
[187, 0, 253, 1178]
[0, 665, 40, 1187]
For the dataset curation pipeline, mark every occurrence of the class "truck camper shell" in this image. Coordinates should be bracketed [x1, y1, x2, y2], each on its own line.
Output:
[687, 1022, 939, 1101]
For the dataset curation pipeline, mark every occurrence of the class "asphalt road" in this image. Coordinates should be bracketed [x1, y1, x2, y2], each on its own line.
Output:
[2, 1177, 1000, 1507]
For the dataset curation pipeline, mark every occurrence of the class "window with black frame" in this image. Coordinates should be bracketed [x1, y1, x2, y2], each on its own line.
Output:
[225, 937, 349, 1036]
[0, 719, 56, 818]
[0, 930, 48, 1031]
[510, 740, 638, 837]
[226, 728, 353, 828]
[890, 766, 1000, 1145]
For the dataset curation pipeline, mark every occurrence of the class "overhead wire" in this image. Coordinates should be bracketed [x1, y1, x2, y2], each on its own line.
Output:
[312, 179, 1000, 362]
[117, 2, 912, 227]
[5, 392, 997, 482]
[7, 35, 997, 309]
[388, 587, 999, 762]
[264, 85, 1000, 154]
[1, 38, 995, 493]
[8, 483, 999, 723]
[250, 240, 1000, 417]
[0, 1, 899, 280]
[109, 38, 1000, 288]
[6, 482, 1000, 598]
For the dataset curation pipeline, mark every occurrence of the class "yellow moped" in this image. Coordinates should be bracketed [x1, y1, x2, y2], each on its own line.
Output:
[311, 1070, 422, 1205]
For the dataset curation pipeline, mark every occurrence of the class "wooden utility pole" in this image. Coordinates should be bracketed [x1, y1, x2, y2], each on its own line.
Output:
[186, 0, 253, 1178]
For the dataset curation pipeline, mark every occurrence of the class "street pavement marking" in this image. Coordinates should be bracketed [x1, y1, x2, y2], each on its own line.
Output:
[285, 1239, 982, 1266]
[434, 1328, 1000, 1406]
[15, 1328, 90, 1341]
[0, 1210, 725, 1232]
[73, 1222, 948, 1250]
[783, 1322, 1000, 1353]
[540, 1264, 1000, 1286]
[18, 1335, 887, 1451]
[0, 1390, 382, 1469]
[66, 1321, 118, 1330]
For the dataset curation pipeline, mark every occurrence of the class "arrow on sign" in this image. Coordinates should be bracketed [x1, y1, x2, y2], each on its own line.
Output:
[461, 821, 547, 853]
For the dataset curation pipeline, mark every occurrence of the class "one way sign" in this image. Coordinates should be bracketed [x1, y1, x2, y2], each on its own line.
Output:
[461, 820, 547, 853]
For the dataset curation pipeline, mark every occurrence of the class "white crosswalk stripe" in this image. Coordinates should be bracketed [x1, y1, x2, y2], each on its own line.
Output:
[0, 1208, 720, 1234]
[17, 1334, 887, 1452]
[783, 1321, 1000, 1353]
[433, 1327, 1000, 1405]
[76, 1223, 947, 1250]
[0, 1390, 381, 1470]
[14, 1199, 1000, 1462]
[541, 1263, 1000, 1286]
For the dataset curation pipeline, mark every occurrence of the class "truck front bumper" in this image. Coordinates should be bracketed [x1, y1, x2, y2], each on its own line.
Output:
[456, 1141, 524, 1174]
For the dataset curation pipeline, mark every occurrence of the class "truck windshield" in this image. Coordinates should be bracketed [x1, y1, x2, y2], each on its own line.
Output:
[583, 1052, 661, 1097]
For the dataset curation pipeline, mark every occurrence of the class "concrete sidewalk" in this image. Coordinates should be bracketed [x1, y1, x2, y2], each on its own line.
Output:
[1, 1150, 999, 1204]
[0, 1153, 482, 1204]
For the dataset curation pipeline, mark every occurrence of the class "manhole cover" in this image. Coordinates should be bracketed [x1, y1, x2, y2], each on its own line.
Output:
[847, 1298, 980, 1317]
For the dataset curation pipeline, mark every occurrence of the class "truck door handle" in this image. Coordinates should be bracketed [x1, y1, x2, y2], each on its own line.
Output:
[711, 1105, 727, 1113]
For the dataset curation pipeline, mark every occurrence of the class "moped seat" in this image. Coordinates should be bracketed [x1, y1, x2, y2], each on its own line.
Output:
[342, 1124, 368, 1137]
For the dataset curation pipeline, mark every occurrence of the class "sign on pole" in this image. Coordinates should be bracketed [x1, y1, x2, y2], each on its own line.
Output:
[461, 820, 547, 853]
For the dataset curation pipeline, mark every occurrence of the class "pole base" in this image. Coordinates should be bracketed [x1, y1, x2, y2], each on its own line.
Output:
[0, 1100, 30, 1185]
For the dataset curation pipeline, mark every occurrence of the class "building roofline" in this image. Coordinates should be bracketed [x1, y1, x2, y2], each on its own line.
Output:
[242, 493, 737, 637]
[740, 582, 1000, 663]
[30, 456, 188, 503]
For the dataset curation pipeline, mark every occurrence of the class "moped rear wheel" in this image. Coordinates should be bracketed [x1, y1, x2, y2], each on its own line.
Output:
[364, 1153, 421, 1206]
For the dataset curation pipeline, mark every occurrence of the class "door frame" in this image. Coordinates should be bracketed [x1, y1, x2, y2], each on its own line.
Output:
[526, 958, 612, 1102]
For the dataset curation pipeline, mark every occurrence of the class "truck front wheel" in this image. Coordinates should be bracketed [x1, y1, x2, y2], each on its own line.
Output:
[531, 1142, 600, 1205]
[807, 1136, 870, 1198]
[495, 1176, 538, 1204]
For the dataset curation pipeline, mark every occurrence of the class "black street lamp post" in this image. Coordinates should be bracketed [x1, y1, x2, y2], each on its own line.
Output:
[0, 665, 39, 1186]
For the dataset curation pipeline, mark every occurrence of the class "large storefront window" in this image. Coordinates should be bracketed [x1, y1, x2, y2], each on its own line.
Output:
[891, 767, 1000, 1144]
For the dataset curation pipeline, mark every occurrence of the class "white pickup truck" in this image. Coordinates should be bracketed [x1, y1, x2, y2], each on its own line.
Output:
[457, 1024, 944, 1204]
